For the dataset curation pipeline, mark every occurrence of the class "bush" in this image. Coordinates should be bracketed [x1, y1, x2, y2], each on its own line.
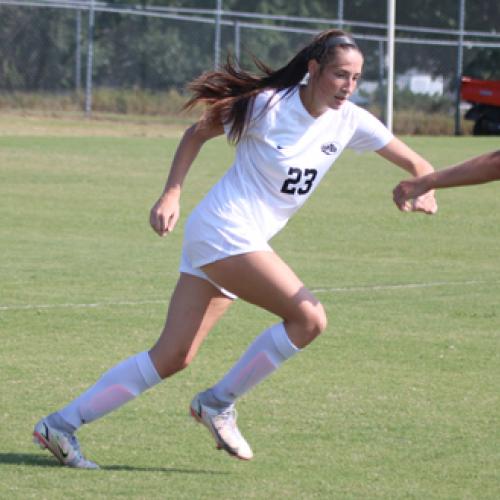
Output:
[0, 88, 200, 117]
[0, 88, 472, 135]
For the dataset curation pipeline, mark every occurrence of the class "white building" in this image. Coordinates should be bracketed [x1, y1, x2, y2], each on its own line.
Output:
[396, 71, 444, 96]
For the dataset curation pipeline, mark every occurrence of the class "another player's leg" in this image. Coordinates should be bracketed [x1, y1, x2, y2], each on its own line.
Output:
[34, 274, 232, 468]
[190, 250, 327, 460]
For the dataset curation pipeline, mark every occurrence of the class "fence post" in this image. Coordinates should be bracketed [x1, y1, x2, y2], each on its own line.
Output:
[85, 0, 95, 116]
[337, 0, 344, 28]
[378, 40, 385, 122]
[214, 0, 222, 69]
[455, 0, 466, 136]
[234, 20, 241, 67]
[75, 10, 82, 93]
[386, 0, 395, 133]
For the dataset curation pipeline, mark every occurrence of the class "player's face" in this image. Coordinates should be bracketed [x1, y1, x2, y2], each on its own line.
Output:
[308, 49, 364, 111]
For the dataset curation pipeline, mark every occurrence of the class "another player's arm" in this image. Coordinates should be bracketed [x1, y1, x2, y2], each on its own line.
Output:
[150, 117, 224, 236]
[375, 137, 437, 214]
[392, 150, 500, 211]
[406, 150, 500, 190]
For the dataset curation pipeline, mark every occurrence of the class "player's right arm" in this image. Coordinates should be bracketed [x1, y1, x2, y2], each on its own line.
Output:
[149, 117, 224, 236]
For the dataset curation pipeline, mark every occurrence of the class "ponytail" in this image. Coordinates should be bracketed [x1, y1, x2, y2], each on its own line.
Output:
[184, 29, 358, 143]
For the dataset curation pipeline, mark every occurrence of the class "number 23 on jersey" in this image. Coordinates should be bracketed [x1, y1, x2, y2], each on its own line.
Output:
[280, 167, 318, 195]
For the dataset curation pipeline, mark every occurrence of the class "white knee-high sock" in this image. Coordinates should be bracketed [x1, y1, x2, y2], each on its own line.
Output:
[56, 351, 161, 430]
[211, 323, 299, 406]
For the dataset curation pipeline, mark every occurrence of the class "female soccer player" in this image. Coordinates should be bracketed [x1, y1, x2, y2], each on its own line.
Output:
[33, 29, 437, 468]
[393, 150, 500, 210]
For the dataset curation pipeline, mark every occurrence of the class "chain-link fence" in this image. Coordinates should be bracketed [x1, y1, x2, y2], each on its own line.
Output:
[1, 0, 499, 134]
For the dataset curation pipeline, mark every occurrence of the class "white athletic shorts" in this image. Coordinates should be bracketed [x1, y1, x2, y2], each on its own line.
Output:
[179, 206, 272, 300]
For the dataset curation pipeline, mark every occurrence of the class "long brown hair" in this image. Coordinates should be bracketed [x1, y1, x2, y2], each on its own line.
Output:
[184, 29, 360, 143]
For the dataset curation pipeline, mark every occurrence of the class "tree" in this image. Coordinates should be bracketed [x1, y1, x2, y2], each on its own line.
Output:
[0, 0, 498, 93]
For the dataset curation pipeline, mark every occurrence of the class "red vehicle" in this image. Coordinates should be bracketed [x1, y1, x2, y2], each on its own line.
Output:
[461, 76, 500, 135]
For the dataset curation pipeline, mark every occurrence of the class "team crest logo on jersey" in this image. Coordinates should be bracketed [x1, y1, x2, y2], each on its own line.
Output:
[321, 142, 339, 155]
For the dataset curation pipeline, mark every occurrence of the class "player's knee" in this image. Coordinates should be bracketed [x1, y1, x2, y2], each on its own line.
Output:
[492, 150, 500, 176]
[310, 302, 328, 336]
[297, 302, 328, 344]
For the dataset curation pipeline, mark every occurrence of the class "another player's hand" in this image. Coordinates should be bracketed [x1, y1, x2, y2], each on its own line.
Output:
[149, 190, 180, 236]
[393, 179, 437, 214]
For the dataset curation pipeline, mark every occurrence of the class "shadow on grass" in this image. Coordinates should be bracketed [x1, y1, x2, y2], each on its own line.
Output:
[0, 453, 228, 475]
[0, 453, 59, 468]
[101, 464, 228, 474]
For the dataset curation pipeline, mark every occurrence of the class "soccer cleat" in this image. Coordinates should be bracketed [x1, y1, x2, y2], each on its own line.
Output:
[190, 392, 253, 461]
[33, 418, 99, 469]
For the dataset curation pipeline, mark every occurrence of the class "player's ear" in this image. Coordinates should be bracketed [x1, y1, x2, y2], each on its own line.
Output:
[307, 59, 320, 79]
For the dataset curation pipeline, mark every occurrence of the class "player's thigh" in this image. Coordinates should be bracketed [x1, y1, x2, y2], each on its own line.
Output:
[149, 273, 233, 377]
[201, 251, 325, 328]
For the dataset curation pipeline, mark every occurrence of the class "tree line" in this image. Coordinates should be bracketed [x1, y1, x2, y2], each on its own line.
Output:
[0, 0, 498, 93]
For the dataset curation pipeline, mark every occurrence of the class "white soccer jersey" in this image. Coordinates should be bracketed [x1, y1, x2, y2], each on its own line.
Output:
[182, 86, 393, 269]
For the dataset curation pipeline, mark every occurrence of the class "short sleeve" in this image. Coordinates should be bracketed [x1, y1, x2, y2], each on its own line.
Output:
[346, 106, 393, 152]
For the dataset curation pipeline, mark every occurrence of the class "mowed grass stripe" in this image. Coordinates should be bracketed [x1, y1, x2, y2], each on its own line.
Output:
[1, 278, 498, 311]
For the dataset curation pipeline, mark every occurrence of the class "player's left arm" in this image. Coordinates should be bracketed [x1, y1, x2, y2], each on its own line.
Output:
[376, 137, 438, 214]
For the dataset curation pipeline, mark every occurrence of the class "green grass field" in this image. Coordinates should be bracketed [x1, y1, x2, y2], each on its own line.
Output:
[1, 114, 499, 499]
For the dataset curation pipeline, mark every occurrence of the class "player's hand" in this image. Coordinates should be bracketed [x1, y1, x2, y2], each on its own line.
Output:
[149, 190, 180, 236]
[411, 189, 438, 214]
[393, 179, 437, 214]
